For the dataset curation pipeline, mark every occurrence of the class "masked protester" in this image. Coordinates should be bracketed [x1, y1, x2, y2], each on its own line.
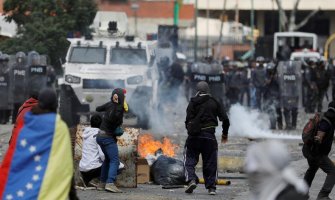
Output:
[245, 141, 308, 200]
[184, 81, 230, 195]
[303, 102, 335, 200]
[95, 88, 125, 193]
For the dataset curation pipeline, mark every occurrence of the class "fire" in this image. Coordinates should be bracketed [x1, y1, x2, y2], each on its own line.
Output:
[138, 134, 178, 158]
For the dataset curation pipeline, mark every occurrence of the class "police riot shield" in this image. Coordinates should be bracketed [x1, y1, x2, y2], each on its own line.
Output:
[10, 65, 27, 103]
[0, 69, 10, 109]
[277, 61, 302, 108]
[191, 62, 225, 104]
[26, 65, 48, 97]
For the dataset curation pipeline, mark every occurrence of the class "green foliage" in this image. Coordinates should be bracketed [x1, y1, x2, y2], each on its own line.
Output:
[0, 0, 97, 70]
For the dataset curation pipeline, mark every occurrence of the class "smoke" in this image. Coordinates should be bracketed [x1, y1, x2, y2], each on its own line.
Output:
[228, 104, 300, 139]
[149, 87, 188, 134]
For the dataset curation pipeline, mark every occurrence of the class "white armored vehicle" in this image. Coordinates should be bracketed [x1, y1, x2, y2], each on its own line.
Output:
[58, 12, 157, 127]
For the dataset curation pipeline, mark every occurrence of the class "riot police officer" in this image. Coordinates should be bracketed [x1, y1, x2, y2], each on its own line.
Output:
[278, 61, 302, 130]
[25, 51, 49, 99]
[226, 62, 242, 106]
[305, 58, 318, 113]
[263, 62, 282, 129]
[0, 54, 11, 124]
[10, 51, 28, 123]
[251, 57, 266, 110]
[190, 59, 225, 106]
[315, 58, 330, 112]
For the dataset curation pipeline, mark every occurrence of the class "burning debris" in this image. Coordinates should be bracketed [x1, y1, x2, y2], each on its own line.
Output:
[138, 134, 185, 186]
[138, 133, 179, 159]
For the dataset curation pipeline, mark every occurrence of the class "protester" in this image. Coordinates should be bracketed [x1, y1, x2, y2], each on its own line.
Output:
[79, 114, 105, 187]
[303, 101, 335, 200]
[184, 81, 230, 195]
[245, 140, 309, 200]
[95, 88, 125, 193]
[263, 62, 282, 129]
[0, 88, 73, 200]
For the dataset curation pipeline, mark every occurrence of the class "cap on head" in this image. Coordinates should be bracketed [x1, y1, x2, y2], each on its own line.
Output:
[196, 81, 210, 94]
[38, 88, 58, 112]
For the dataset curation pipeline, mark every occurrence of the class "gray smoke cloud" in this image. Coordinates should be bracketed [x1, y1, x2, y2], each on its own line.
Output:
[149, 87, 188, 134]
[228, 104, 300, 139]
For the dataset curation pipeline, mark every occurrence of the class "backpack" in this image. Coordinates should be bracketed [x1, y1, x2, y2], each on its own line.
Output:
[302, 113, 331, 145]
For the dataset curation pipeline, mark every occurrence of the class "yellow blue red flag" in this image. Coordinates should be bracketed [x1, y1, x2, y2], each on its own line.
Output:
[0, 112, 73, 200]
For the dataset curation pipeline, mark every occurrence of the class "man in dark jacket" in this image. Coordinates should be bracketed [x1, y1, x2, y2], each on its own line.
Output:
[95, 88, 125, 193]
[303, 101, 335, 200]
[184, 81, 230, 195]
[315, 60, 330, 112]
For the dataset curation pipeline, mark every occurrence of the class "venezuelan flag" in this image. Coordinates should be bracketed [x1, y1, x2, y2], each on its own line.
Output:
[0, 112, 73, 200]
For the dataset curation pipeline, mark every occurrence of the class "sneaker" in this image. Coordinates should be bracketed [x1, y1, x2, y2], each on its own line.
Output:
[88, 178, 100, 188]
[185, 180, 197, 194]
[208, 188, 216, 195]
[105, 183, 122, 193]
[96, 182, 106, 191]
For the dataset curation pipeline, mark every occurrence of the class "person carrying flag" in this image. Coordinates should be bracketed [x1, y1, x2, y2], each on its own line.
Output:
[0, 88, 74, 200]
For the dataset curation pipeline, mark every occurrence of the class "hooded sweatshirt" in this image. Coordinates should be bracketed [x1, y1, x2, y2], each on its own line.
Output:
[79, 127, 105, 172]
[185, 94, 230, 135]
[96, 88, 125, 134]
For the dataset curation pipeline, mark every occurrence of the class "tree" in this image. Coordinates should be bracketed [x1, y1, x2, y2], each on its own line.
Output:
[0, 0, 97, 70]
[274, 0, 320, 32]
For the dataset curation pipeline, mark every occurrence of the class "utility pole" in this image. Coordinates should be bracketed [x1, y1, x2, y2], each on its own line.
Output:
[131, 3, 139, 36]
[206, 0, 209, 57]
[174, 0, 180, 26]
[194, 0, 198, 62]
[250, 0, 255, 59]
[216, 0, 227, 62]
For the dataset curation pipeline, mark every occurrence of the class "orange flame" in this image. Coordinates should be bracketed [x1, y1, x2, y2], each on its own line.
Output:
[138, 134, 178, 158]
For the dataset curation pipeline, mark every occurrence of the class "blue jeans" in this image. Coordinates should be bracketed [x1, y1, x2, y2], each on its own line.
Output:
[96, 136, 119, 183]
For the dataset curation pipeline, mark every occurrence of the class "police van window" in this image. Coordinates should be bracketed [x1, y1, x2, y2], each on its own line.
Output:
[69, 47, 106, 64]
[110, 48, 147, 65]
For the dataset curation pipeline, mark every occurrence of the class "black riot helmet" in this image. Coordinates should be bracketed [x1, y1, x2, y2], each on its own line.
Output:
[15, 51, 26, 65]
[28, 51, 41, 66]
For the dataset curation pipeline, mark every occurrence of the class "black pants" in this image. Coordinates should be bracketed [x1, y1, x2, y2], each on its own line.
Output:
[183, 133, 218, 189]
[80, 167, 101, 186]
[0, 109, 10, 124]
[12, 103, 22, 124]
[283, 107, 298, 129]
[303, 154, 335, 197]
[317, 89, 326, 112]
